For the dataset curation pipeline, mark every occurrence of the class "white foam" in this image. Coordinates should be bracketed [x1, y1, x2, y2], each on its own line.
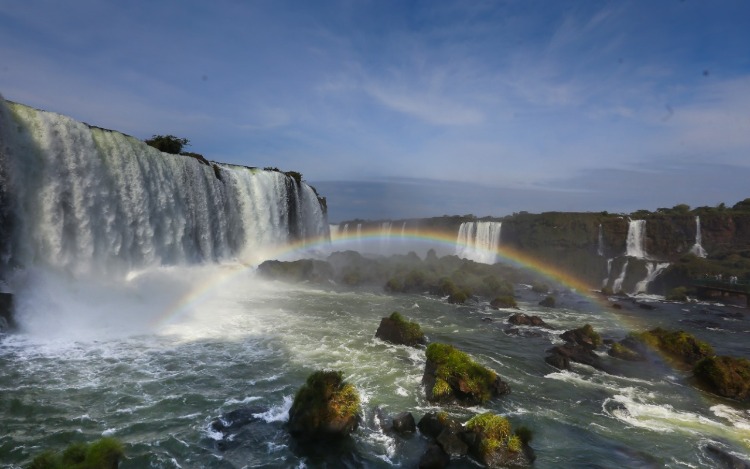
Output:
[224, 396, 262, 406]
[253, 395, 293, 423]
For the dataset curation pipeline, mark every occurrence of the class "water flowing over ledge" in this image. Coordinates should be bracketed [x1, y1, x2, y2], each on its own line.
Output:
[0, 98, 329, 277]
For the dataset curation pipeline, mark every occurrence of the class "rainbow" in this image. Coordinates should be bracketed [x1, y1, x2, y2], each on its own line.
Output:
[152, 225, 622, 328]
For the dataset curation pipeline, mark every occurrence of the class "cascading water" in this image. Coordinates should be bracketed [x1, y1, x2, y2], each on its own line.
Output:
[612, 260, 629, 293]
[625, 219, 647, 259]
[597, 224, 604, 256]
[634, 262, 670, 294]
[455, 221, 502, 264]
[0, 98, 328, 276]
[602, 258, 613, 288]
[690, 216, 707, 258]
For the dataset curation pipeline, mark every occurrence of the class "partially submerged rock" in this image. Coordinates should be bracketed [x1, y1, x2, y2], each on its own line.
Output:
[490, 296, 517, 309]
[694, 355, 750, 402]
[375, 311, 426, 347]
[507, 313, 551, 328]
[608, 341, 646, 362]
[210, 405, 266, 434]
[423, 343, 509, 405]
[630, 327, 714, 366]
[538, 295, 556, 307]
[545, 344, 604, 371]
[561, 324, 602, 350]
[464, 413, 534, 468]
[288, 370, 360, 441]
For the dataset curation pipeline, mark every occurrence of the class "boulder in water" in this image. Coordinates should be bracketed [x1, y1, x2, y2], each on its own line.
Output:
[464, 412, 534, 468]
[545, 344, 605, 371]
[391, 411, 416, 434]
[288, 370, 360, 441]
[423, 343, 509, 405]
[490, 296, 517, 309]
[375, 311, 426, 347]
[608, 342, 646, 361]
[419, 442, 450, 469]
[210, 405, 267, 434]
[630, 327, 714, 366]
[561, 324, 602, 350]
[693, 355, 750, 402]
[507, 313, 551, 328]
[538, 295, 556, 307]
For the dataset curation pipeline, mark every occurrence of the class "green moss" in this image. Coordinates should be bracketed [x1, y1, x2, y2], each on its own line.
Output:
[694, 355, 750, 401]
[28, 438, 124, 469]
[290, 370, 360, 423]
[666, 286, 688, 302]
[448, 291, 469, 304]
[507, 434, 522, 453]
[426, 343, 498, 403]
[609, 342, 641, 361]
[580, 324, 602, 347]
[466, 413, 511, 440]
[432, 378, 452, 399]
[491, 295, 517, 308]
[632, 328, 714, 365]
[388, 311, 425, 343]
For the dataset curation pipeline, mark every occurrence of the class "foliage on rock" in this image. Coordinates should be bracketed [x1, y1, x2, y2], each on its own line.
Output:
[693, 355, 750, 401]
[374, 311, 426, 346]
[631, 327, 714, 366]
[424, 343, 507, 404]
[28, 438, 124, 469]
[288, 370, 360, 440]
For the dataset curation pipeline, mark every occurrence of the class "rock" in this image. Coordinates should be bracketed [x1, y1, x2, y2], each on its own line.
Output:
[507, 313, 551, 328]
[288, 370, 360, 441]
[423, 343, 509, 405]
[0, 292, 14, 332]
[419, 443, 450, 469]
[504, 327, 544, 338]
[436, 423, 469, 458]
[490, 296, 517, 309]
[630, 327, 714, 366]
[481, 317, 493, 323]
[464, 413, 534, 468]
[705, 444, 750, 469]
[694, 356, 750, 402]
[375, 311, 426, 347]
[257, 259, 333, 284]
[638, 303, 656, 310]
[545, 344, 604, 371]
[608, 342, 646, 361]
[611, 303, 622, 309]
[538, 295, 556, 307]
[391, 412, 416, 434]
[561, 324, 602, 350]
[417, 412, 449, 439]
[210, 405, 266, 433]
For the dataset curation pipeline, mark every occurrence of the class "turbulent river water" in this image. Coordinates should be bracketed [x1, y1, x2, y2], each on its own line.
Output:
[1, 265, 749, 468]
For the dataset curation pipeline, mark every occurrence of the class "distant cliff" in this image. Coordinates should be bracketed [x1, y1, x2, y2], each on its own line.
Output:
[334, 201, 750, 296]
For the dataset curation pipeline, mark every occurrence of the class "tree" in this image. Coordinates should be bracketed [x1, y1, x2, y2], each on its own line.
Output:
[144, 135, 190, 154]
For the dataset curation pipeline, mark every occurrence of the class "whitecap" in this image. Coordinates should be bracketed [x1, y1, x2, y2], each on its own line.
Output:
[253, 395, 293, 423]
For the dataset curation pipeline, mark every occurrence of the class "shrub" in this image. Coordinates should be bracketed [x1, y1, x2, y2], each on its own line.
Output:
[144, 134, 189, 154]
[425, 343, 499, 404]
[28, 437, 124, 469]
[666, 287, 688, 302]
[693, 355, 750, 401]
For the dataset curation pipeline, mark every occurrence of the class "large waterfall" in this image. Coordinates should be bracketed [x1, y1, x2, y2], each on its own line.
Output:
[0, 99, 328, 277]
[625, 219, 647, 259]
[455, 221, 502, 264]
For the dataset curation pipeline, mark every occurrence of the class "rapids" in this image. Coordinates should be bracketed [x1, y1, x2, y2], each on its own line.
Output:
[1, 266, 749, 468]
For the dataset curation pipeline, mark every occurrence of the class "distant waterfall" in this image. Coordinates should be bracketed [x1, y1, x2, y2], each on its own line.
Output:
[612, 260, 629, 293]
[634, 262, 670, 294]
[0, 99, 328, 275]
[597, 224, 604, 256]
[602, 258, 613, 288]
[329, 224, 340, 240]
[689, 216, 707, 258]
[626, 220, 647, 259]
[455, 221, 502, 264]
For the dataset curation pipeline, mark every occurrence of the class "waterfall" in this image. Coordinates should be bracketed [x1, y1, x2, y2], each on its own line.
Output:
[342, 223, 349, 236]
[626, 220, 647, 259]
[455, 221, 502, 264]
[634, 262, 670, 294]
[329, 224, 340, 240]
[612, 261, 629, 293]
[0, 99, 328, 275]
[400, 222, 407, 238]
[597, 224, 604, 256]
[602, 258, 613, 288]
[689, 216, 707, 258]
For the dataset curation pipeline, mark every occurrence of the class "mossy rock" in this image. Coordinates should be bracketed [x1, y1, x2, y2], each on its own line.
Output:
[448, 291, 469, 304]
[561, 324, 602, 349]
[375, 311, 426, 347]
[28, 437, 124, 469]
[490, 296, 517, 309]
[288, 370, 360, 440]
[538, 295, 556, 307]
[465, 413, 534, 467]
[423, 343, 509, 405]
[531, 282, 549, 294]
[666, 286, 688, 302]
[631, 327, 714, 366]
[694, 355, 750, 401]
[608, 341, 645, 361]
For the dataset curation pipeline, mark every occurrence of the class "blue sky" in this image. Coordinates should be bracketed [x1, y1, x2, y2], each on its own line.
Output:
[1, 1, 749, 222]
